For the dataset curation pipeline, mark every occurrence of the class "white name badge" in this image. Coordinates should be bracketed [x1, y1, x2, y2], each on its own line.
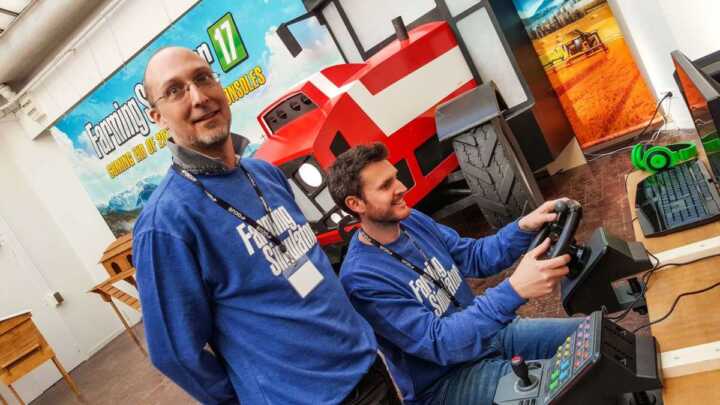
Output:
[284, 256, 324, 298]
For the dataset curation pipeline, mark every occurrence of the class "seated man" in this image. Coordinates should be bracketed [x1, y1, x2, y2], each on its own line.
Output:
[327, 143, 581, 405]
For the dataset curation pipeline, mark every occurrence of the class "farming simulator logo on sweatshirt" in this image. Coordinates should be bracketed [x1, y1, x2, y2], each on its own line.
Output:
[236, 206, 317, 275]
[409, 259, 463, 316]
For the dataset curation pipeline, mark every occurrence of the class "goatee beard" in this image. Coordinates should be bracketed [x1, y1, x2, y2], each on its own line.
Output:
[195, 128, 230, 150]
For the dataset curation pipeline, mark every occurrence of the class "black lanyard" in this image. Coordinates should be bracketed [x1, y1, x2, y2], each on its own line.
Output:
[172, 163, 287, 253]
[360, 228, 461, 308]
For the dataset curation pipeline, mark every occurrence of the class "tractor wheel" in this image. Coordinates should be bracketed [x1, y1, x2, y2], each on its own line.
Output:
[452, 120, 543, 228]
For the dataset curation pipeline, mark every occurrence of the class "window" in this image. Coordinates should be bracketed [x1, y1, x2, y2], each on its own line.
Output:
[415, 135, 454, 176]
[330, 131, 350, 157]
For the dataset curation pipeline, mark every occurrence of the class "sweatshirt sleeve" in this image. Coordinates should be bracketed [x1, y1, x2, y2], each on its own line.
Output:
[419, 211, 535, 278]
[343, 263, 526, 366]
[133, 230, 239, 405]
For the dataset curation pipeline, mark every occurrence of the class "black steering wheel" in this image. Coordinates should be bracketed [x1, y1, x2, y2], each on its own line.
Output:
[527, 200, 583, 260]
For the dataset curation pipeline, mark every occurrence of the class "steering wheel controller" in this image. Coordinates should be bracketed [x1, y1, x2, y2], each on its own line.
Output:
[524, 200, 653, 316]
[527, 200, 589, 278]
[492, 203, 661, 404]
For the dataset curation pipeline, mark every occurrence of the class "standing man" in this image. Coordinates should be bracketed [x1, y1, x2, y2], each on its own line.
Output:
[133, 47, 399, 405]
[327, 143, 581, 405]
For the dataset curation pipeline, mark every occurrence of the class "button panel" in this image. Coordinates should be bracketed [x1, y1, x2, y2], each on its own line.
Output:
[543, 314, 598, 403]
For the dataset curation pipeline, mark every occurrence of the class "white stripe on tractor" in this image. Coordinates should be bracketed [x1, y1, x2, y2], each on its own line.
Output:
[310, 46, 473, 136]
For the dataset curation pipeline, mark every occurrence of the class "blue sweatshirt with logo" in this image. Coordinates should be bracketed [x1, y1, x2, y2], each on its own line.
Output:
[339, 209, 534, 404]
[133, 158, 377, 405]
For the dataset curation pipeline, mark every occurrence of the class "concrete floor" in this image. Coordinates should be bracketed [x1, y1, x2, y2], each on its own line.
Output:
[30, 325, 196, 405]
[31, 131, 681, 404]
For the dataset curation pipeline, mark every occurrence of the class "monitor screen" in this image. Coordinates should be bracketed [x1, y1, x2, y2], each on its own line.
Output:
[672, 50, 720, 182]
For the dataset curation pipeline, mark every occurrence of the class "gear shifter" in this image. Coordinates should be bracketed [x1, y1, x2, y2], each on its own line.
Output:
[511, 355, 534, 390]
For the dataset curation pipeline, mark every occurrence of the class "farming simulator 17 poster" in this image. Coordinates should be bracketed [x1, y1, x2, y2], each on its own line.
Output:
[512, 0, 658, 149]
[51, 0, 343, 237]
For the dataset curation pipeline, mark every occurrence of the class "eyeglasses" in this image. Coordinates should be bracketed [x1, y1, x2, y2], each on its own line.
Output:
[150, 71, 221, 106]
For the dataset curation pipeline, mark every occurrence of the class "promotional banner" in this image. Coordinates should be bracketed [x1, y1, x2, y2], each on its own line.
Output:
[511, 0, 657, 149]
[51, 0, 343, 236]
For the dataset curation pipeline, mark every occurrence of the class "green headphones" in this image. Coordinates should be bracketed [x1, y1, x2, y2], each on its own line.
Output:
[630, 142, 697, 173]
[702, 134, 720, 154]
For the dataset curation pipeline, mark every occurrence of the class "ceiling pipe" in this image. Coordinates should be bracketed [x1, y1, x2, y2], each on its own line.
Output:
[0, 0, 125, 118]
[0, 0, 110, 88]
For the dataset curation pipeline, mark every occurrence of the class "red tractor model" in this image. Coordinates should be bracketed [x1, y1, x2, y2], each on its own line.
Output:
[254, 1, 552, 257]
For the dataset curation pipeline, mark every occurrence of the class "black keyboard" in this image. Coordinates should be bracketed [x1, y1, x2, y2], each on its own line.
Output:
[636, 160, 720, 237]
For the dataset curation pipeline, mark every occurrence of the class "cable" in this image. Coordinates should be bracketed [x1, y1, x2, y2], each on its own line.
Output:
[632, 280, 720, 333]
[606, 249, 659, 321]
[585, 93, 672, 162]
[623, 171, 641, 224]
[607, 250, 720, 322]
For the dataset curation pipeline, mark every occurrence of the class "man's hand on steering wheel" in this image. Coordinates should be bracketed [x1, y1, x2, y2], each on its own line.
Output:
[518, 198, 570, 232]
[509, 238, 571, 299]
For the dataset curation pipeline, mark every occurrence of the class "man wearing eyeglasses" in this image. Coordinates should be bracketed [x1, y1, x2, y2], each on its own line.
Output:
[133, 47, 399, 405]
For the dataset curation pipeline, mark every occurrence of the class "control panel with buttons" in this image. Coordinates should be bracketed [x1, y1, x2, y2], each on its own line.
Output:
[493, 311, 662, 405]
[543, 314, 598, 402]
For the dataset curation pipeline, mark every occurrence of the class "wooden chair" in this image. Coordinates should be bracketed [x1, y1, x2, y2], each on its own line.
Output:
[0, 312, 80, 405]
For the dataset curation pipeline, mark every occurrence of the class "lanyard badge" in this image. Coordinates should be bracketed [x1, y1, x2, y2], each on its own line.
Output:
[172, 163, 324, 297]
[361, 229, 461, 309]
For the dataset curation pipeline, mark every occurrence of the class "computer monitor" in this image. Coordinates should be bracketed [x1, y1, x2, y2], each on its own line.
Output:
[671, 50, 720, 180]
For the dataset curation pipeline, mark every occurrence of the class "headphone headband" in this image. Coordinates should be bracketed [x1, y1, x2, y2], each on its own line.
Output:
[630, 141, 697, 172]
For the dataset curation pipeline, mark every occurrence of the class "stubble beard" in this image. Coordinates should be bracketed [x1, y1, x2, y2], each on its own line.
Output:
[366, 204, 406, 226]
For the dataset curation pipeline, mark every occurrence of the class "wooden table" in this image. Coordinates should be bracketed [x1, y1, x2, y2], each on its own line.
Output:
[89, 268, 146, 356]
[626, 169, 720, 403]
[0, 312, 80, 405]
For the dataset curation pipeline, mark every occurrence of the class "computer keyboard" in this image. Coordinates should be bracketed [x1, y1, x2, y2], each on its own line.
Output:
[636, 160, 720, 236]
[651, 162, 713, 224]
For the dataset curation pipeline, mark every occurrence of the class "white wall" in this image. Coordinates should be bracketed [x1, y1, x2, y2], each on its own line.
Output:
[657, 0, 720, 61]
[20, 0, 198, 140]
[609, 0, 720, 129]
[0, 0, 198, 399]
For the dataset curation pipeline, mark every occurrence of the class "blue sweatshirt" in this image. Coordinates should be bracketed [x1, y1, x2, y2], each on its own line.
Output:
[133, 157, 377, 404]
[339, 210, 534, 404]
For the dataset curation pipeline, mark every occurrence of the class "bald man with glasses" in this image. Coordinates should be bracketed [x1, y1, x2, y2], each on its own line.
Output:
[133, 47, 399, 405]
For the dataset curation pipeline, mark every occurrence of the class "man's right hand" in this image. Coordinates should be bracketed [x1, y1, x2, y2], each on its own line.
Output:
[508, 238, 570, 299]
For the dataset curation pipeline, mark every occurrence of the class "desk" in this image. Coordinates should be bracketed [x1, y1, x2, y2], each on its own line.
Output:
[0, 312, 80, 405]
[626, 170, 720, 403]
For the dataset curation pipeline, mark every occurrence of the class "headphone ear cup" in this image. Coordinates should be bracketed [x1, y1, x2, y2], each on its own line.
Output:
[645, 148, 672, 172]
[631, 144, 647, 171]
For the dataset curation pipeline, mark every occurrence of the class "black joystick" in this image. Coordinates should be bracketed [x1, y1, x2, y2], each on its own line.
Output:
[511, 355, 533, 388]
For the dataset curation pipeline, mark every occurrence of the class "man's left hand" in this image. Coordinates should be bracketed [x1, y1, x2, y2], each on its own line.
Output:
[518, 198, 569, 232]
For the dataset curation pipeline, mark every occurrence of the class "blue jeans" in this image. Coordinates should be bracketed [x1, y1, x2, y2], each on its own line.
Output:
[428, 317, 582, 405]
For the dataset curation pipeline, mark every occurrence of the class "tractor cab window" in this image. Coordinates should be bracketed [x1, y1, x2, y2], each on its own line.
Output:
[263, 93, 317, 133]
[320, 0, 435, 61]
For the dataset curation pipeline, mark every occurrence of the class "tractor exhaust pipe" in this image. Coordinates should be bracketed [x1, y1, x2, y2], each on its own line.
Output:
[392, 16, 409, 41]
